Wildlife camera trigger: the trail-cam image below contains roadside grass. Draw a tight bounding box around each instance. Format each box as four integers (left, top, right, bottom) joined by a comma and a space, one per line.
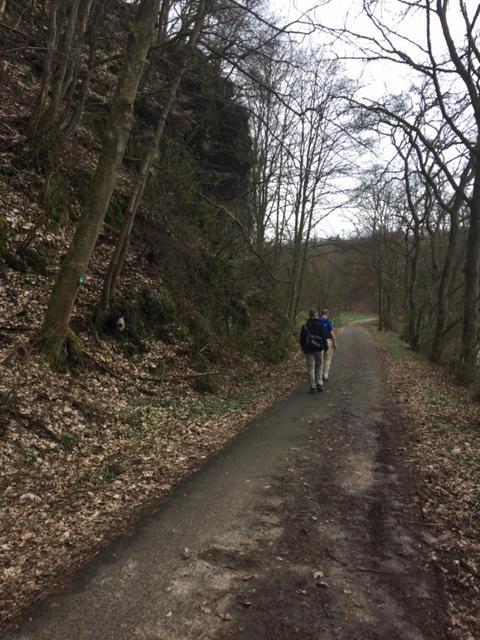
120, 387, 259, 426
369, 323, 480, 476
336, 312, 377, 326
183, 390, 258, 420
382, 331, 411, 360
296, 310, 377, 330
365, 323, 414, 360
369, 323, 480, 638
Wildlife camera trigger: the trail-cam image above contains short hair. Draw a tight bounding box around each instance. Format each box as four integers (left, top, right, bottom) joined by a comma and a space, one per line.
309, 308, 318, 318
321, 308, 329, 315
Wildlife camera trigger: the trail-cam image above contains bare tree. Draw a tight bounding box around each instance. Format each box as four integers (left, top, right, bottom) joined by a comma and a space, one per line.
351, 171, 404, 331
39, 0, 162, 363
284, 56, 352, 324
326, 0, 480, 380
29, 0, 98, 142
98, 0, 209, 321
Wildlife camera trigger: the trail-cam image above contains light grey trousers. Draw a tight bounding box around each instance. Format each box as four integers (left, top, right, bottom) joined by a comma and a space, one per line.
323, 339, 334, 379
306, 351, 324, 388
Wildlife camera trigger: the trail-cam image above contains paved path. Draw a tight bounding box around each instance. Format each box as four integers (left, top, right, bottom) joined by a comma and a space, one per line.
5, 325, 448, 640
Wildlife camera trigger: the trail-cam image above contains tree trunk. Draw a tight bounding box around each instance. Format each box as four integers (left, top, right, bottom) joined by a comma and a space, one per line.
407, 230, 420, 350
0, 0, 7, 17
39, 0, 160, 362
56, 0, 94, 126
460, 162, 480, 382
430, 210, 459, 362
377, 269, 383, 331
384, 290, 393, 330
293, 197, 316, 322
97, 0, 207, 321
41, 0, 81, 131
30, 0, 62, 135
63, 0, 105, 140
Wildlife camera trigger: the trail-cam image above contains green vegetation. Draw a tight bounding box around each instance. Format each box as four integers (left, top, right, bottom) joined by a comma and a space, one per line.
193, 373, 219, 394
0, 238, 25, 272
17, 247, 48, 275
295, 311, 308, 330
336, 312, 377, 326
366, 323, 412, 360
448, 449, 480, 468
185, 390, 256, 419
432, 421, 450, 435
251, 314, 293, 364
297, 310, 377, 330
423, 388, 453, 409
383, 333, 411, 359
104, 286, 177, 349
42, 172, 74, 228
60, 432, 78, 451
96, 469, 117, 482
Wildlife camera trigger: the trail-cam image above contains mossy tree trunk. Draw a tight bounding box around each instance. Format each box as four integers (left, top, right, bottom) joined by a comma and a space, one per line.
430, 203, 460, 362
39, 0, 161, 364
97, 0, 208, 322
419, 170, 464, 364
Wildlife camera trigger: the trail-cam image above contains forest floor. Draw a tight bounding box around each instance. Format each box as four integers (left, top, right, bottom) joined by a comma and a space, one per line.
0, 327, 302, 633
5, 323, 479, 640
0, 142, 303, 631
368, 325, 480, 640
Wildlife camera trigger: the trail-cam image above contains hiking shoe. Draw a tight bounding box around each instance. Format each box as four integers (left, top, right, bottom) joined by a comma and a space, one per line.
316, 384, 323, 392
309, 387, 316, 394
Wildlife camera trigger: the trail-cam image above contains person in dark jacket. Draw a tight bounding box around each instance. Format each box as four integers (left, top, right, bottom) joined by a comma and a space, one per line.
299, 308, 329, 393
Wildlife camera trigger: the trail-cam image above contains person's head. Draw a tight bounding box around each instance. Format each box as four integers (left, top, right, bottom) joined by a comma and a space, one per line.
321, 308, 329, 318
309, 307, 318, 319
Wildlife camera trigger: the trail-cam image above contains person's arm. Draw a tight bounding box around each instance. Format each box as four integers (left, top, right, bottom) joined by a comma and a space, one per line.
299, 325, 307, 352
321, 322, 328, 352
330, 321, 337, 350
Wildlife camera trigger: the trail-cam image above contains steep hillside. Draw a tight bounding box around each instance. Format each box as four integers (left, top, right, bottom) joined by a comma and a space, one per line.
0, 2, 298, 630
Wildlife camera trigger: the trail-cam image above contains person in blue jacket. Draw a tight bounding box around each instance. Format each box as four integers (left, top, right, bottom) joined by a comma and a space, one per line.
299, 308, 329, 393
319, 308, 336, 381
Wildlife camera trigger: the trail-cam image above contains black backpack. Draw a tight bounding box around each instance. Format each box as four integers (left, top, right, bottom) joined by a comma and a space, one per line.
303, 322, 324, 350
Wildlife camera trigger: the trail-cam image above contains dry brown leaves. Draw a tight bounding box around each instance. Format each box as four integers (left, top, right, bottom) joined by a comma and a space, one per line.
0, 326, 302, 631
372, 329, 480, 640
0, 23, 307, 633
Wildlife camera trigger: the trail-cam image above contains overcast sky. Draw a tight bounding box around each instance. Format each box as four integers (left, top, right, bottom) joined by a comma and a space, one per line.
267, 0, 402, 236
267, 0, 471, 236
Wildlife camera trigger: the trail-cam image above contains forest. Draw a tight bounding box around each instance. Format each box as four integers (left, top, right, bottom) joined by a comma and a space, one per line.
0, 0, 480, 636
0, 0, 478, 379
0, 0, 478, 378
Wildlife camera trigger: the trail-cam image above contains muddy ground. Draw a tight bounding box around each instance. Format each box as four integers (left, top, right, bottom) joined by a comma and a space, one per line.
5, 324, 449, 640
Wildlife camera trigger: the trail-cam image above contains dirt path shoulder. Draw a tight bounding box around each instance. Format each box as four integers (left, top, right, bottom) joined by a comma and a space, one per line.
370, 327, 480, 640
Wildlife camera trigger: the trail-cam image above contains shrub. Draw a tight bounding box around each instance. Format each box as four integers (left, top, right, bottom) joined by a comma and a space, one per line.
139, 287, 176, 325
42, 172, 74, 228
0, 239, 25, 271
250, 313, 293, 364
193, 373, 219, 394
174, 323, 191, 342
60, 432, 77, 451
18, 246, 48, 275
104, 286, 176, 343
